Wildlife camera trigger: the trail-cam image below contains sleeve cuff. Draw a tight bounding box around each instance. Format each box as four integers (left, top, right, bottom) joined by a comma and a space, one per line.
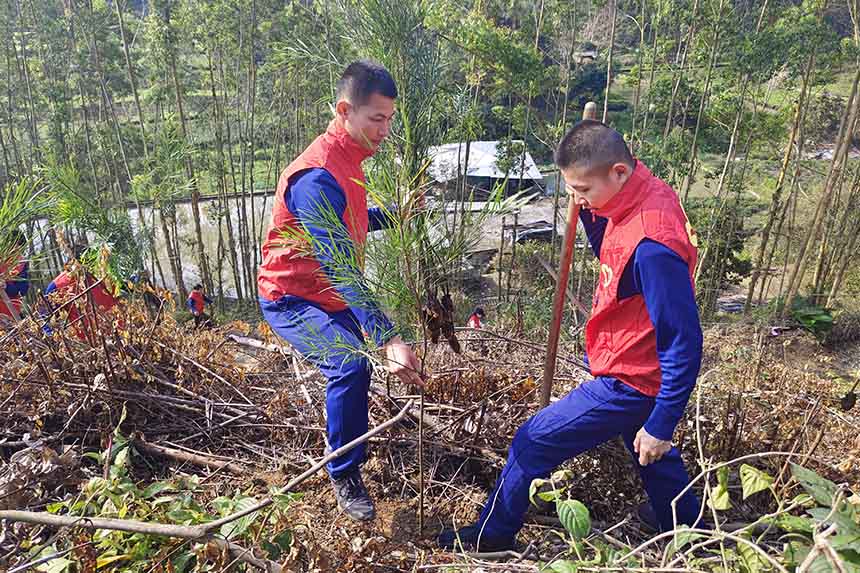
643, 402, 682, 441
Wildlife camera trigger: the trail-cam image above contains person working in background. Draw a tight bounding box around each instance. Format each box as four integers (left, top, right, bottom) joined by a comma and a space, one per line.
0, 230, 29, 321
187, 283, 213, 327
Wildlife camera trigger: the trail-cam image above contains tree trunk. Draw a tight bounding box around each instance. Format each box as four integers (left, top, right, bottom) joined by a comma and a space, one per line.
114, 0, 148, 153
162, 0, 213, 294
680, 0, 726, 202
744, 51, 816, 312
602, 0, 617, 123
782, 63, 860, 314
662, 0, 699, 140
208, 50, 243, 300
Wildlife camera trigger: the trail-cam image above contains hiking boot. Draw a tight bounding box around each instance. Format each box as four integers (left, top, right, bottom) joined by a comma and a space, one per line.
637, 501, 660, 533
438, 525, 515, 552
330, 471, 375, 521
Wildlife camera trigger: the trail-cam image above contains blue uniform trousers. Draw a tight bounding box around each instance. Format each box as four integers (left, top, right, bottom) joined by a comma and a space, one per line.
477, 377, 701, 540
260, 296, 371, 479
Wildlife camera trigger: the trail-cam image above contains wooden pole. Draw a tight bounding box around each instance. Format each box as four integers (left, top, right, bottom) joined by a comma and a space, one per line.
540, 102, 598, 408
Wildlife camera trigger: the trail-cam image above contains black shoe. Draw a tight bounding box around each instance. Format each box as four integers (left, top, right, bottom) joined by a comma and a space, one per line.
438, 525, 515, 552
637, 502, 659, 533
330, 471, 375, 521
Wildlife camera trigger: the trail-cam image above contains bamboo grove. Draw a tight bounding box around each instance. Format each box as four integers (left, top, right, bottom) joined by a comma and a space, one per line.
2, 0, 860, 321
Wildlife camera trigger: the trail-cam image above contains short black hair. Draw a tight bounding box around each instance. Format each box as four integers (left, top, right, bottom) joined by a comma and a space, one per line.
9, 229, 26, 248
193, 283, 203, 290
336, 60, 397, 107
554, 120, 634, 173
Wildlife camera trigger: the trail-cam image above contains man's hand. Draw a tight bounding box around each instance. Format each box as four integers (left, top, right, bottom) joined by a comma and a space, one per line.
633, 427, 672, 466
383, 336, 425, 388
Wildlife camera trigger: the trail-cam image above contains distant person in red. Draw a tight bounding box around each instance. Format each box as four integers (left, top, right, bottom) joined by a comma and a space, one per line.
44, 263, 119, 339
0, 230, 29, 321
467, 307, 485, 329
186, 283, 213, 327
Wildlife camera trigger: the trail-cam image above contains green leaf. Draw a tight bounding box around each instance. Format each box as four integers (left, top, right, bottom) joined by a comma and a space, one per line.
833, 535, 860, 552
710, 466, 732, 510
545, 559, 579, 573
220, 497, 260, 540
791, 464, 838, 506
529, 478, 556, 506
262, 530, 293, 560
271, 490, 301, 511
838, 549, 860, 570
807, 504, 860, 534
767, 514, 815, 534
141, 481, 175, 499
171, 551, 196, 573
740, 464, 774, 499
96, 554, 130, 569
666, 531, 703, 558
738, 541, 768, 573
36, 558, 73, 573
556, 499, 591, 540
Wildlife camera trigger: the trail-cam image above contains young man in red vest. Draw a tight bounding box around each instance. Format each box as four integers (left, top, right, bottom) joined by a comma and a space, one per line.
258, 60, 424, 522
44, 266, 120, 339
187, 283, 213, 327
440, 120, 703, 550
0, 230, 30, 321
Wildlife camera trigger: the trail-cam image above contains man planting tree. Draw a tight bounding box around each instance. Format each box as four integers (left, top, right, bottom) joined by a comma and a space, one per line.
440, 120, 704, 550
258, 60, 424, 522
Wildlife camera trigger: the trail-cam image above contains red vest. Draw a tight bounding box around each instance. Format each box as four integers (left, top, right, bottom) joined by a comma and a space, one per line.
189, 290, 206, 314
585, 162, 698, 397
0, 260, 26, 318
258, 120, 373, 310
49, 271, 120, 339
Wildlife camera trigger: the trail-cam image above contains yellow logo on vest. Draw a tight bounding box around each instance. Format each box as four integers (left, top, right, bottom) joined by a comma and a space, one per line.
600, 264, 614, 288
686, 221, 699, 248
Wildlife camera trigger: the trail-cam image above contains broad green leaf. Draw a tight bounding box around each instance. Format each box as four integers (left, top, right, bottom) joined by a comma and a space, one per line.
838, 549, 860, 570
737, 541, 768, 573
166, 508, 196, 523
212, 496, 235, 515
808, 504, 860, 534
767, 514, 814, 534
709, 466, 732, 510
272, 491, 301, 511
113, 444, 130, 469
262, 530, 293, 560
113, 404, 128, 438
791, 464, 838, 506
141, 481, 175, 499
833, 535, 860, 552
529, 478, 556, 506
557, 499, 591, 540
35, 548, 73, 573
666, 531, 703, 558
96, 554, 130, 569
791, 493, 815, 507
171, 551, 196, 573
545, 559, 579, 573
220, 497, 260, 540
740, 464, 774, 499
